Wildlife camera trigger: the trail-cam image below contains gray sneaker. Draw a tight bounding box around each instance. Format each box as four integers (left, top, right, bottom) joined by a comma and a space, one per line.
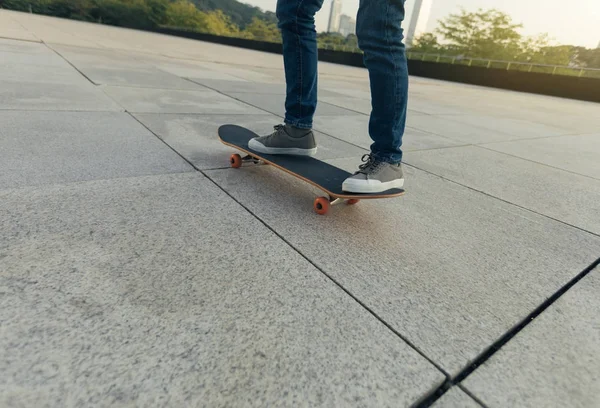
342, 154, 404, 193
249, 124, 317, 156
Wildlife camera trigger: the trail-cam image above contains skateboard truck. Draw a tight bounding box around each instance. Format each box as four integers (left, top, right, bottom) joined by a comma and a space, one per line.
230, 154, 265, 167
314, 196, 359, 215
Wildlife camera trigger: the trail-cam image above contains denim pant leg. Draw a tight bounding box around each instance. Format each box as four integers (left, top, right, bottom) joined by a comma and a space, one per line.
276, 0, 324, 129
357, 0, 408, 163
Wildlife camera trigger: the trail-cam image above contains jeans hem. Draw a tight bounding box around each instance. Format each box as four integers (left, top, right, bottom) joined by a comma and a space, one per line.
371, 152, 403, 165
284, 118, 312, 130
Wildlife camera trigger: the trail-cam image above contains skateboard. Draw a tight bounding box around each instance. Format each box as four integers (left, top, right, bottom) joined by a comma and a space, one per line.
218, 124, 405, 215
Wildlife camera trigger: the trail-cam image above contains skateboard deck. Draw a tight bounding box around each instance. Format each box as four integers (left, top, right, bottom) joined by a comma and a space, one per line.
218, 124, 405, 214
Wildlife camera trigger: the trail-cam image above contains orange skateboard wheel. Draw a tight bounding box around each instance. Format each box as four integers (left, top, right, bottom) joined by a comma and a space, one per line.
230, 153, 242, 168
314, 197, 330, 215
347, 199, 360, 205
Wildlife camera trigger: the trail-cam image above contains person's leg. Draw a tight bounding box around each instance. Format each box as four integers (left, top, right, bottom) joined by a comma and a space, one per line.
249, 0, 324, 156
342, 0, 408, 193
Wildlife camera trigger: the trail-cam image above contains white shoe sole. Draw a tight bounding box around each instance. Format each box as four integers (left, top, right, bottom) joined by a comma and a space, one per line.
249, 138, 317, 156
342, 178, 404, 193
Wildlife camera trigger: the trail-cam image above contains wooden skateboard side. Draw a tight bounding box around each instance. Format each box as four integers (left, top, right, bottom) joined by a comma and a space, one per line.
218, 135, 405, 201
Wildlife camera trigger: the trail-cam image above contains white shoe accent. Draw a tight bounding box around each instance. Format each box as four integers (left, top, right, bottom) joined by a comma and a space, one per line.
342, 177, 404, 193
249, 138, 317, 156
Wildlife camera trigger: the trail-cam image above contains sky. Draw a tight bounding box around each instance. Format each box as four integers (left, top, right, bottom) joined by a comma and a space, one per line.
244, 0, 600, 48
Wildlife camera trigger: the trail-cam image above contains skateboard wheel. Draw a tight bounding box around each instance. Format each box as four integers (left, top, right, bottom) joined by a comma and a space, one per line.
314, 197, 330, 215
230, 154, 242, 168
347, 199, 360, 205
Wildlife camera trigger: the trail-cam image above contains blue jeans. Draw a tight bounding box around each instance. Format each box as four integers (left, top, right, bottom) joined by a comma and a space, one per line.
276, 0, 408, 163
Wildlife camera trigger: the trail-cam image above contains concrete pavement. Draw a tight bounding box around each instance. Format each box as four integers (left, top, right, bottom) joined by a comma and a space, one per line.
1, 10, 599, 407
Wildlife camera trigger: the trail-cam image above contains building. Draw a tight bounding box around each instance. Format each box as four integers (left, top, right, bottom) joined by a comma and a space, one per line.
405, 0, 434, 47
327, 0, 343, 33
338, 14, 356, 37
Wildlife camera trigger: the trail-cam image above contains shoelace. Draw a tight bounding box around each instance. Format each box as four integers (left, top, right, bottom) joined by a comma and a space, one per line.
357, 153, 384, 175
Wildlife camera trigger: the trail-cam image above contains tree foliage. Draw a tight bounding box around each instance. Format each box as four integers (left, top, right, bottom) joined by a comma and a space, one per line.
409, 8, 600, 68
240, 17, 281, 42
191, 0, 276, 29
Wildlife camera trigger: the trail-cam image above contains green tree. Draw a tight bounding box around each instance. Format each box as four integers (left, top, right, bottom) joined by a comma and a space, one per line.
409, 33, 442, 54
90, 0, 155, 29
145, 0, 169, 26
165, 0, 205, 29
345, 34, 358, 49
241, 17, 280, 42
574, 47, 600, 68
317, 32, 345, 49
199, 10, 239, 36
192, 0, 276, 29
436, 8, 522, 59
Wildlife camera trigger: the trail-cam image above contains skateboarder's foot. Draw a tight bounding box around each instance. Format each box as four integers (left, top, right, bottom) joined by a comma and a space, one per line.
342, 154, 404, 193
249, 124, 317, 156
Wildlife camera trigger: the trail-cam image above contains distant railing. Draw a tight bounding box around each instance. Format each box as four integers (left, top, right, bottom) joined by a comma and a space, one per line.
317, 43, 600, 79
405, 52, 600, 79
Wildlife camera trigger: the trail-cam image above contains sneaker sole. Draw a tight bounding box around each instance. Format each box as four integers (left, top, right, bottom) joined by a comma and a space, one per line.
342, 178, 405, 193
249, 139, 317, 157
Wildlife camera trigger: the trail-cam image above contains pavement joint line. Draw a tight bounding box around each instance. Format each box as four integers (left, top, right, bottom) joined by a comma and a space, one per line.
416, 257, 600, 407
475, 145, 600, 181
0, 35, 41, 43
128, 111, 452, 396
458, 384, 489, 408
474, 131, 597, 144
45, 42, 97, 85
432, 114, 576, 138
100, 83, 224, 92
416, 256, 600, 408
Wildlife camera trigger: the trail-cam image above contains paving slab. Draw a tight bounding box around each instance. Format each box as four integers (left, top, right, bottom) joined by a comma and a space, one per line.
50, 43, 151, 70
190, 79, 349, 98
199, 61, 280, 82
463, 268, 600, 408
0, 80, 122, 111
205, 159, 600, 375
405, 113, 530, 144
101, 86, 265, 114
317, 96, 373, 115
134, 113, 367, 169
0, 111, 192, 189
482, 133, 600, 180
435, 114, 573, 139
431, 387, 482, 408
0, 29, 39, 42
0, 61, 90, 85
0, 31, 41, 45
405, 97, 472, 115
0, 47, 67, 67
75, 66, 203, 89
405, 146, 600, 234
312, 115, 465, 152
189, 79, 286, 94
0, 173, 444, 407
224, 92, 364, 117
156, 62, 248, 81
